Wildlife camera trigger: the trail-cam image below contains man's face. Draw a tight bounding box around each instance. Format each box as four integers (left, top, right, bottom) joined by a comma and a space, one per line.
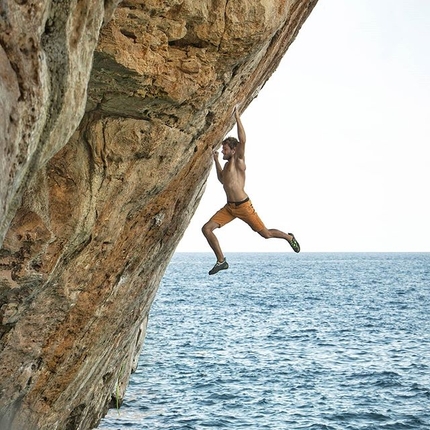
222, 143, 234, 160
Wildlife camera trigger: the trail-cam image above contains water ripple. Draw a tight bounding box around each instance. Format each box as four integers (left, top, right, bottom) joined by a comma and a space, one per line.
99, 253, 430, 430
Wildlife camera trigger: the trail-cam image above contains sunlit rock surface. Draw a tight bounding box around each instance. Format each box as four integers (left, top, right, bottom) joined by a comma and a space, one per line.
0, 1, 317, 428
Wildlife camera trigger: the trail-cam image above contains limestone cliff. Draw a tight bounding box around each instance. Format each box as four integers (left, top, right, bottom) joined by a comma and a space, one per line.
0, 1, 317, 428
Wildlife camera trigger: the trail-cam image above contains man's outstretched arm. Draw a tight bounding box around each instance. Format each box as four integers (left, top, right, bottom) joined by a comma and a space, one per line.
234, 106, 246, 159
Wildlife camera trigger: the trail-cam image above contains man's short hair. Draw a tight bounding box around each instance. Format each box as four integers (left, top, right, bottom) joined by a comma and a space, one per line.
223, 137, 239, 150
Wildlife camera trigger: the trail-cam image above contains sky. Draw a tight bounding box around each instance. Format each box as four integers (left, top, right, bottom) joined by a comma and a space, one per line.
177, 0, 430, 253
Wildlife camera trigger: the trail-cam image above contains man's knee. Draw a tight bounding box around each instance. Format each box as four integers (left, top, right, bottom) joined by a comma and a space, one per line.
202, 221, 217, 236
201, 223, 210, 236
258, 228, 271, 239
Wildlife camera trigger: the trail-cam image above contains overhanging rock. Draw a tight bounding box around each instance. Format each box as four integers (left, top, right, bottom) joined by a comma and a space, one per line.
0, 1, 318, 428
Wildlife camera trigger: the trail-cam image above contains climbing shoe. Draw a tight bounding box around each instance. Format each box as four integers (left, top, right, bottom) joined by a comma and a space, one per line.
288, 233, 300, 253
209, 258, 229, 275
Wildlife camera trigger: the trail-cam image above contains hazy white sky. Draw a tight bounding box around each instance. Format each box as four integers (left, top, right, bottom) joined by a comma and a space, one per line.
178, 0, 430, 253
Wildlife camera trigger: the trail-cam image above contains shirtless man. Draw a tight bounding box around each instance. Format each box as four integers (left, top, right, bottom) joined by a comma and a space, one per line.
202, 106, 300, 275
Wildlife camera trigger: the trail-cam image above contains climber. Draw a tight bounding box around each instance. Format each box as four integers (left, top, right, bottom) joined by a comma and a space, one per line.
201, 105, 300, 275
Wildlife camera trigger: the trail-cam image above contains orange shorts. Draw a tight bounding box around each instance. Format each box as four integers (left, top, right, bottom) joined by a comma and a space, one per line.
210, 198, 266, 232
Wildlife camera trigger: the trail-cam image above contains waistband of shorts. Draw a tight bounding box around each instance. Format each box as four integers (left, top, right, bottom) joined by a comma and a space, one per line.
227, 197, 250, 207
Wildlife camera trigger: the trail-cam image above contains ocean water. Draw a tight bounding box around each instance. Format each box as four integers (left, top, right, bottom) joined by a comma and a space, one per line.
99, 253, 430, 430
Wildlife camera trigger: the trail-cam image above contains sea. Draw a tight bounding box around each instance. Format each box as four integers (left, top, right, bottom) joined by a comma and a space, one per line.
98, 252, 430, 430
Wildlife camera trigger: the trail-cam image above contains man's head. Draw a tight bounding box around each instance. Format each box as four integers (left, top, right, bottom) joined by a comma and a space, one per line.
223, 137, 239, 150
222, 137, 239, 160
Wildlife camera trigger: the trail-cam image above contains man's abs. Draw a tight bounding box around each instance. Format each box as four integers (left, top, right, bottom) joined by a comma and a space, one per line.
222, 167, 247, 202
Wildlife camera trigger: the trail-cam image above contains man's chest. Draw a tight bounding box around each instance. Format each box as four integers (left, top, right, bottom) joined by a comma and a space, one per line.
223, 161, 244, 181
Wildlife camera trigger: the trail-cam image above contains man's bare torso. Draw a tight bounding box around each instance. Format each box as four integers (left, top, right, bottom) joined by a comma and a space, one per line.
222, 158, 248, 202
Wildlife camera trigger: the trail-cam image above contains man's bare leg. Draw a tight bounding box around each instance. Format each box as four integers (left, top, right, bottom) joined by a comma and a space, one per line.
258, 228, 300, 253
202, 221, 229, 274
202, 220, 226, 260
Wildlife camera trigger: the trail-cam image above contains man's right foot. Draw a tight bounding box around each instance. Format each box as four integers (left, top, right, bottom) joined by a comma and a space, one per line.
288, 233, 300, 253
209, 258, 229, 275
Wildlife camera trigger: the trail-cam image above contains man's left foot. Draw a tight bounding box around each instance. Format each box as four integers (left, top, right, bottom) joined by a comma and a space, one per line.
209, 258, 229, 275
288, 233, 300, 253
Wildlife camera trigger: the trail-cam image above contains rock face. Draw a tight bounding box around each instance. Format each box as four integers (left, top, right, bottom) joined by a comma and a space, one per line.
0, 1, 317, 429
